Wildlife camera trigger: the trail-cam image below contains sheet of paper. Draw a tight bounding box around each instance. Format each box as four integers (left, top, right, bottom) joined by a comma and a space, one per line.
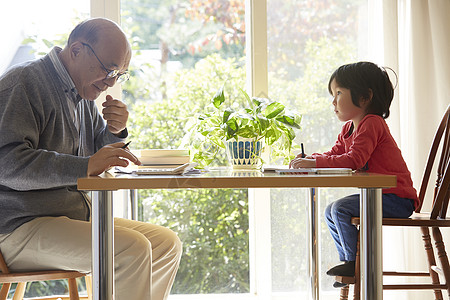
275, 168, 353, 175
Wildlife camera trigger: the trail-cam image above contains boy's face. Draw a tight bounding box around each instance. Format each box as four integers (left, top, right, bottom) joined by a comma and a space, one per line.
330, 79, 368, 127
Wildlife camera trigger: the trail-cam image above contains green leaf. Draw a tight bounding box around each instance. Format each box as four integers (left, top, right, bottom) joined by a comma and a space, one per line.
21, 37, 36, 45
200, 126, 215, 136
256, 114, 270, 131
275, 113, 301, 129
251, 97, 269, 107
42, 39, 54, 48
224, 118, 239, 139
198, 113, 212, 120
212, 85, 226, 109
209, 116, 223, 126
222, 108, 234, 123
278, 124, 296, 141
244, 108, 253, 114
236, 126, 258, 138
209, 135, 226, 148
264, 102, 285, 119
199, 129, 210, 136
239, 88, 253, 108
226, 118, 238, 131
286, 126, 296, 140
264, 127, 280, 145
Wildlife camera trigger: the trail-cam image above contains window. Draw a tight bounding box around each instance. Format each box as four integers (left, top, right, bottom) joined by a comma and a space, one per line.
266, 1, 367, 298
2, 0, 371, 299
120, 0, 249, 295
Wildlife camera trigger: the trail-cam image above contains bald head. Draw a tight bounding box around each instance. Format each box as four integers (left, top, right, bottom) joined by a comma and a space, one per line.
60, 18, 132, 100
68, 18, 128, 48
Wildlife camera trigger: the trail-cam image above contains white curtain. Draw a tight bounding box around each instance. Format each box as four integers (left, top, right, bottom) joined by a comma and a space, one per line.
396, 0, 450, 192
369, 1, 450, 299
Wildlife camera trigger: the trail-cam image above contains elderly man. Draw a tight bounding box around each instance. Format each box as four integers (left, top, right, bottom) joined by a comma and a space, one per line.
0, 18, 182, 299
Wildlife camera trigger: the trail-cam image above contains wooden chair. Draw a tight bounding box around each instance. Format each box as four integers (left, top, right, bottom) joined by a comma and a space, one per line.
336, 105, 450, 300
0, 249, 92, 300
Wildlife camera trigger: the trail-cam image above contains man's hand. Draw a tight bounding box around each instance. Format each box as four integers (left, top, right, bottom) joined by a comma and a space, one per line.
102, 95, 129, 135
87, 142, 141, 176
289, 155, 316, 169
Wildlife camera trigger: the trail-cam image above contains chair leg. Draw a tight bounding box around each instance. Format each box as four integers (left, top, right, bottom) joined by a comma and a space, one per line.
353, 233, 360, 300
422, 226, 444, 300
340, 285, 349, 300
68, 278, 80, 300
0, 283, 12, 300
12, 282, 26, 300
85, 275, 93, 300
432, 227, 450, 299
2, 278, 85, 300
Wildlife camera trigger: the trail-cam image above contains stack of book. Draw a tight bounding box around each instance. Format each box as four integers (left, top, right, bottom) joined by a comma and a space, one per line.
132, 149, 190, 166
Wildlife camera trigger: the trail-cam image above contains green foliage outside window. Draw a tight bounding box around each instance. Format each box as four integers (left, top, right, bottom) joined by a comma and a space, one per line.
122, 9, 359, 294
126, 54, 251, 293
140, 188, 250, 293
124, 35, 355, 294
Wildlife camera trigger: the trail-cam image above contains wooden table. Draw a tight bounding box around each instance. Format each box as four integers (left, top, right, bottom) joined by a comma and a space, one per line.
78, 169, 396, 300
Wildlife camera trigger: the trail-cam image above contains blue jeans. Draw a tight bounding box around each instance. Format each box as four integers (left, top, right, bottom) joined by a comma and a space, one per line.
325, 193, 414, 261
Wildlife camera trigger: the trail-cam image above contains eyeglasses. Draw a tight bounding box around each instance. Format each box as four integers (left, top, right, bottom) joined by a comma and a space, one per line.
82, 42, 130, 83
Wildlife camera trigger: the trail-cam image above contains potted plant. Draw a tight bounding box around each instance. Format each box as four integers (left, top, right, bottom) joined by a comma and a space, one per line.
183, 85, 302, 168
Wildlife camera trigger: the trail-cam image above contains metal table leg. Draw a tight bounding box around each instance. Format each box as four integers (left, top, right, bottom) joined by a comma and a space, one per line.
360, 188, 383, 300
308, 188, 319, 300
92, 190, 115, 300
130, 189, 138, 221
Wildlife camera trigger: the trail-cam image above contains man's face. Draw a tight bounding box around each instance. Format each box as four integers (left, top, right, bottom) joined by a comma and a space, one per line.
71, 35, 131, 100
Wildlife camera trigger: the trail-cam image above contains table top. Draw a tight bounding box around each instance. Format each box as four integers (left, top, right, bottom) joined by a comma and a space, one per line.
77, 168, 397, 191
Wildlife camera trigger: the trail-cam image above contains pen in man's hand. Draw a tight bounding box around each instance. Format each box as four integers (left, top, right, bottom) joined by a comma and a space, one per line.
301, 143, 305, 158
121, 141, 131, 149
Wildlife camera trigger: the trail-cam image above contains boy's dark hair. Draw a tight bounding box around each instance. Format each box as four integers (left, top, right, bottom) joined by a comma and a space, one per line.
328, 62, 395, 119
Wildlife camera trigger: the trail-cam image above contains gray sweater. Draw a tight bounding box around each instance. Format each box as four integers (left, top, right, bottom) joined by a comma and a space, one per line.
0, 53, 124, 233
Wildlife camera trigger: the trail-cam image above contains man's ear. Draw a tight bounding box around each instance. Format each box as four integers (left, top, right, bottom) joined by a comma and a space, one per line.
69, 41, 83, 59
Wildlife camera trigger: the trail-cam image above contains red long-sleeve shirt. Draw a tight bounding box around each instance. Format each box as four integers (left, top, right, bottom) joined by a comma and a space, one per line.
312, 114, 419, 209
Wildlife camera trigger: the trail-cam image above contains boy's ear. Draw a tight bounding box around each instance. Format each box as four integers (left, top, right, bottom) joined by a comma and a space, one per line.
367, 88, 373, 101
360, 88, 373, 107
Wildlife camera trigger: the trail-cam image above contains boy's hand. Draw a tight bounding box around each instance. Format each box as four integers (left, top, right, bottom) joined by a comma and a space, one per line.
289, 157, 316, 169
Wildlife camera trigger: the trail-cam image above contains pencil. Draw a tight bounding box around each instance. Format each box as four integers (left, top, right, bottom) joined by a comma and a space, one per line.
121, 141, 131, 149
301, 143, 305, 158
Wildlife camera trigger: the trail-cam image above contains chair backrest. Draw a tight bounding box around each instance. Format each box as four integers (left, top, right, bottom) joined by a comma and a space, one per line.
416, 105, 450, 219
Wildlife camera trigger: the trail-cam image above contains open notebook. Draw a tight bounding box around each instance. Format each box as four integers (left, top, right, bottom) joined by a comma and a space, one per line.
275, 168, 353, 175
115, 163, 198, 175
135, 163, 197, 175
